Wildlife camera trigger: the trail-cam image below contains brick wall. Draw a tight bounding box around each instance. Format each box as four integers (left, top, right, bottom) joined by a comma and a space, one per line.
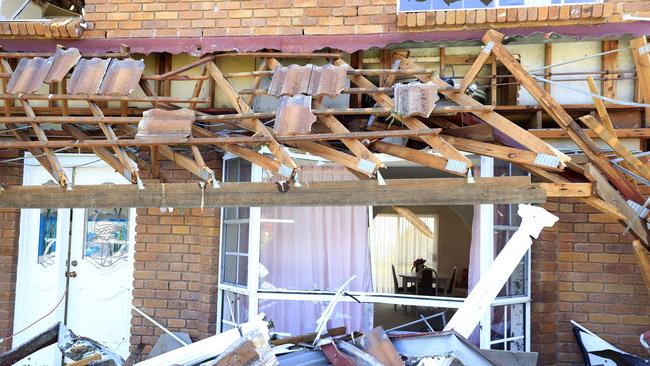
81, 0, 642, 39
0, 151, 22, 352
130, 151, 221, 356
532, 197, 650, 365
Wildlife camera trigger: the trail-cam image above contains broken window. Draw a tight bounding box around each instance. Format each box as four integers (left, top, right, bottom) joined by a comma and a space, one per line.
83, 207, 129, 269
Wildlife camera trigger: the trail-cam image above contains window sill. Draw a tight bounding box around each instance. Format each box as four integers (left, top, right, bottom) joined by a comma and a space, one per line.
397, 3, 615, 28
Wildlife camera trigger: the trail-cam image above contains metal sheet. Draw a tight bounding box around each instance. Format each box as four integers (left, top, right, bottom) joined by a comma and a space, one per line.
274, 95, 317, 136
98, 58, 145, 96
136, 108, 195, 139
393, 81, 440, 118
6, 57, 53, 94
268, 64, 348, 98
66, 57, 110, 95
44, 47, 81, 83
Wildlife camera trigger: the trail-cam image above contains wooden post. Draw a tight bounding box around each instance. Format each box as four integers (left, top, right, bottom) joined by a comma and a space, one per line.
544, 43, 552, 93
601, 40, 618, 99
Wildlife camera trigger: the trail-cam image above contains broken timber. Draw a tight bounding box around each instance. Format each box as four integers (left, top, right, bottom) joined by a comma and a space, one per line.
0, 177, 592, 209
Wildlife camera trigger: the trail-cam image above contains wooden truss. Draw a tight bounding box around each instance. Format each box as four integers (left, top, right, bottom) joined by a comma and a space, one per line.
0, 30, 650, 255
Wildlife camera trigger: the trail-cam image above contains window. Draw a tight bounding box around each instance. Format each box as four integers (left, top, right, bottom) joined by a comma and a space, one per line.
398, 0, 601, 12
37, 208, 57, 267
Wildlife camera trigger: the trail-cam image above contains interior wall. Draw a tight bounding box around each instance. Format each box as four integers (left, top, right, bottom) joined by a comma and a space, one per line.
377, 205, 473, 279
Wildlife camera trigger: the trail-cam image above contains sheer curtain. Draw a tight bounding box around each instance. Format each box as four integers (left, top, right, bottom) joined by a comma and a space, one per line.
369, 213, 437, 293
258, 166, 373, 336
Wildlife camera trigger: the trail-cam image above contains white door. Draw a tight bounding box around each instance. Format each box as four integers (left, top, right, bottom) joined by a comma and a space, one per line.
13, 155, 135, 365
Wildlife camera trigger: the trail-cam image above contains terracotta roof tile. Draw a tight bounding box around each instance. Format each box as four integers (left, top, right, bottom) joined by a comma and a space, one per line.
136, 109, 195, 139
0, 17, 83, 40
44, 47, 81, 84
66, 58, 110, 95
6, 57, 54, 94
274, 95, 317, 136
98, 58, 145, 96
268, 64, 348, 98
393, 81, 440, 118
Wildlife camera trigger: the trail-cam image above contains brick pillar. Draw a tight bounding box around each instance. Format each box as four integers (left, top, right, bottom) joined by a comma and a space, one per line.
531, 198, 561, 365
532, 196, 650, 365
0, 152, 22, 352
130, 152, 221, 356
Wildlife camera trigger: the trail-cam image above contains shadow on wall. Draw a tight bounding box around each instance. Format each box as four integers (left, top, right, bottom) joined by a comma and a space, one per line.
374, 205, 473, 277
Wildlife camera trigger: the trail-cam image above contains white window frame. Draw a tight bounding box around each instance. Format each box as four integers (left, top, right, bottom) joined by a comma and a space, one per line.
217, 152, 530, 348
397, 0, 603, 13
478, 156, 532, 352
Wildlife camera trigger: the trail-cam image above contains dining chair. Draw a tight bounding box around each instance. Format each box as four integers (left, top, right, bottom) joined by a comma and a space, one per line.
391, 265, 404, 311
416, 268, 438, 296
446, 266, 457, 296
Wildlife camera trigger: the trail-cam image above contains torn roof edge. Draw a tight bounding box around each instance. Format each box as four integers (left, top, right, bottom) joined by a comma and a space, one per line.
0, 21, 646, 56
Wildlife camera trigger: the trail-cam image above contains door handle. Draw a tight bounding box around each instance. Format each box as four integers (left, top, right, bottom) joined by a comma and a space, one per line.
65, 271, 77, 278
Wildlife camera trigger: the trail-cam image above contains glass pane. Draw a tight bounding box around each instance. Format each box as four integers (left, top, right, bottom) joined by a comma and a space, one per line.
225, 207, 238, 220
38, 208, 57, 267
223, 254, 238, 283
220, 290, 249, 332
499, 0, 524, 5
239, 223, 250, 253
508, 303, 525, 339
239, 159, 252, 182
464, 0, 494, 7
225, 159, 239, 183
224, 224, 239, 252
84, 208, 129, 268
432, 0, 463, 10
237, 256, 249, 286
494, 204, 510, 226
491, 305, 505, 341
401, 0, 432, 11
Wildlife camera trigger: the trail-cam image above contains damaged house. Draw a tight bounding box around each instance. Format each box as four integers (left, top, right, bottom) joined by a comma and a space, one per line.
0, 0, 649, 364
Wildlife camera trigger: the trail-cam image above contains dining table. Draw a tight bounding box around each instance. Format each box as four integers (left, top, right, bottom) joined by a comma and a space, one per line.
399, 272, 451, 294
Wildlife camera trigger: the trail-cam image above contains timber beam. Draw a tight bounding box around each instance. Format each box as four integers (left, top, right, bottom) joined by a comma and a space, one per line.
0, 177, 593, 209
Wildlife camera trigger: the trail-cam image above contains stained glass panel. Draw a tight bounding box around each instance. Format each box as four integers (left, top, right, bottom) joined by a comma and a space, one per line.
37, 208, 57, 267
84, 208, 130, 268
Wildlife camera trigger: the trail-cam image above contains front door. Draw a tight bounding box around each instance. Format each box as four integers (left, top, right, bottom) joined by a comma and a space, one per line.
13, 155, 135, 365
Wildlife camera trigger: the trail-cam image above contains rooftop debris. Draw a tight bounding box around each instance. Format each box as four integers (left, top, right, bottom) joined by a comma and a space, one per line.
6, 56, 53, 94
274, 95, 317, 136
268, 64, 348, 98
136, 108, 195, 139
393, 82, 440, 118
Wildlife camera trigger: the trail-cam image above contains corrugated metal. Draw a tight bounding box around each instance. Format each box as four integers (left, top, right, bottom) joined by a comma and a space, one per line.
268, 64, 348, 98
44, 47, 81, 83
66, 57, 110, 95
393, 81, 440, 118
273, 95, 316, 136
136, 108, 195, 139
6, 57, 54, 94
98, 58, 145, 96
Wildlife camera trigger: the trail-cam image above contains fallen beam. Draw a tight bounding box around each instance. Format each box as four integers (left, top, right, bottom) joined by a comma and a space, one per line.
0, 177, 569, 208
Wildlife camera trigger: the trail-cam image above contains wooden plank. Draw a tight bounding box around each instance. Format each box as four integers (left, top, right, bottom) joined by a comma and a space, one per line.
63, 124, 132, 182
602, 40, 618, 99
244, 58, 267, 106
586, 75, 615, 134
441, 135, 564, 171
632, 240, 650, 292
531, 128, 650, 139
0, 177, 550, 209
21, 100, 69, 187
483, 29, 644, 204
370, 141, 465, 176
395, 54, 568, 166
580, 115, 650, 182
458, 43, 493, 93
289, 141, 375, 176
583, 164, 649, 247
332, 58, 471, 171
157, 144, 214, 182
631, 36, 650, 104
544, 43, 552, 93
88, 101, 138, 184
538, 182, 592, 198
393, 206, 434, 239
205, 61, 298, 170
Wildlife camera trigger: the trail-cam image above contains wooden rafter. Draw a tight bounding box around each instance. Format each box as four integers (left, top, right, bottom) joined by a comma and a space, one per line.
205, 61, 298, 172
0, 177, 591, 209
394, 54, 568, 168
483, 29, 645, 205
332, 58, 471, 174
370, 141, 465, 176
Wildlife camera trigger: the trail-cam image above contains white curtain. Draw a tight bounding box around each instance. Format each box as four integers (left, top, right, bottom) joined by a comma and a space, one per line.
258, 166, 373, 336
369, 213, 437, 293
468, 204, 481, 345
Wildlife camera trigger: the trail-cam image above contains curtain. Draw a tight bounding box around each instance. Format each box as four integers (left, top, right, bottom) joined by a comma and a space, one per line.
468, 204, 481, 345
258, 166, 373, 336
369, 213, 437, 293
